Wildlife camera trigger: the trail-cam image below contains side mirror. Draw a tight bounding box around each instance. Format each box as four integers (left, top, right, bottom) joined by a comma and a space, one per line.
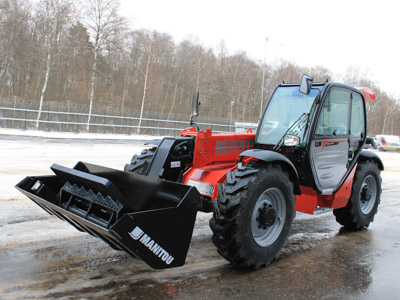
299, 75, 313, 95
366, 137, 373, 144
192, 91, 200, 117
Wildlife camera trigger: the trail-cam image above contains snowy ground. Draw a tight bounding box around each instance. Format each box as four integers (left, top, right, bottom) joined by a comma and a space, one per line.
0, 128, 162, 141
0, 128, 160, 197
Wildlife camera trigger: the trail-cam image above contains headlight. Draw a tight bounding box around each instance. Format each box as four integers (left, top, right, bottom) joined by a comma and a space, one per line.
186, 180, 215, 196
284, 135, 300, 146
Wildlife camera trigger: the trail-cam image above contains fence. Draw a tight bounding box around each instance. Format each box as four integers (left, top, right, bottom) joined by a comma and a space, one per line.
0, 98, 253, 136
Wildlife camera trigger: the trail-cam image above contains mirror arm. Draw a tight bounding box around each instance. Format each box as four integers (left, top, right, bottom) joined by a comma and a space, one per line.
190, 116, 200, 131
190, 91, 200, 131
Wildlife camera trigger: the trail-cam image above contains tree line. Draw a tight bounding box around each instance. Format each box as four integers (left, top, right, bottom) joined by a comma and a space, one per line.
1, 0, 399, 135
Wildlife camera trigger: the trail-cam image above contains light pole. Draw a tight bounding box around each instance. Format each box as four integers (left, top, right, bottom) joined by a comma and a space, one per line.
260, 38, 268, 119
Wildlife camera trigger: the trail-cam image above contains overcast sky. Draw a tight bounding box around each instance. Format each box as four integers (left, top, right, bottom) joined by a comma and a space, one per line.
120, 0, 399, 98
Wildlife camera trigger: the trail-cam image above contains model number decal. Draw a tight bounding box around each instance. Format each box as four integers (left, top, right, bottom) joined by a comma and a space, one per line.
322, 139, 347, 149
325, 141, 339, 146
171, 161, 181, 168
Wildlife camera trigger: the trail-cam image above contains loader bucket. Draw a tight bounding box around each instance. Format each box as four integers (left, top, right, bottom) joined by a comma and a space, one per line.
15, 162, 200, 269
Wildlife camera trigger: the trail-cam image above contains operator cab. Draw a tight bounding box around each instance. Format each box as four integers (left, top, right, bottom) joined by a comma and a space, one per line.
255, 75, 367, 195
257, 85, 322, 146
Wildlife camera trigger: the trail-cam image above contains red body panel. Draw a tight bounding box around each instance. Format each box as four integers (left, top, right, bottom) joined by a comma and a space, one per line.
182, 163, 237, 199
357, 87, 376, 102
180, 128, 355, 213
295, 164, 357, 214
181, 128, 255, 200
180, 128, 255, 168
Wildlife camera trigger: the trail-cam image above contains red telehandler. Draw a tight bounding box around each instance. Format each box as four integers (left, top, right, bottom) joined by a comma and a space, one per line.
16, 75, 383, 270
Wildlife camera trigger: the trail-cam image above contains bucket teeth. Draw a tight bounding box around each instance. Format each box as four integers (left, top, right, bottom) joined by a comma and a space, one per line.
62, 182, 123, 212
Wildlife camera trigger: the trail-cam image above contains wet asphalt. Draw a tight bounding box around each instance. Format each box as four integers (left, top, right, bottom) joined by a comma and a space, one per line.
167, 207, 400, 300
1, 135, 399, 299
2, 209, 400, 300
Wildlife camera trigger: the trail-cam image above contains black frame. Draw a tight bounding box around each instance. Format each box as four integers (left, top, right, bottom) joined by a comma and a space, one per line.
307, 83, 367, 193
255, 82, 368, 194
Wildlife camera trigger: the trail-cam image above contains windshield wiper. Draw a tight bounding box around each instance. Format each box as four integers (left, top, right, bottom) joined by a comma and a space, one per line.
273, 113, 309, 152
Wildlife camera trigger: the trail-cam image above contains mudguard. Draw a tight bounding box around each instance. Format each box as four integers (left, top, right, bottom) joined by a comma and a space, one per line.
238, 149, 301, 195
358, 150, 384, 170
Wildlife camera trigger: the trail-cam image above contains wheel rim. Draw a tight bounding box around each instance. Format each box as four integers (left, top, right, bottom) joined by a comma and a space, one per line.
251, 188, 286, 247
359, 175, 377, 214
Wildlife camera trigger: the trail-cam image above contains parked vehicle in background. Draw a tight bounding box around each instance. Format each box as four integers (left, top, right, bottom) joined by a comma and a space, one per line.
376, 135, 400, 152
378, 141, 400, 152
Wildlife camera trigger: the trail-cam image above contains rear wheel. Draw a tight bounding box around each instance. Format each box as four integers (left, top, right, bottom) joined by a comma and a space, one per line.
333, 160, 381, 229
210, 163, 295, 269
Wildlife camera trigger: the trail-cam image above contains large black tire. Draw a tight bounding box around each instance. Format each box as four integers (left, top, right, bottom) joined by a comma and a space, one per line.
124, 147, 156, 175
210, 163, 295, 270
333, 160, 382, 230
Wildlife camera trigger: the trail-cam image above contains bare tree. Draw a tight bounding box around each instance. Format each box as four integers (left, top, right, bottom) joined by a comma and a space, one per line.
307, 65, 332, 82
61, 22, 93, 101
34, 0, 74, 127
137, 38, 151, 134
0, 0, 32, 98
127, 30, 175, 133
83, 0, 126, 131
2, 3, 399, 136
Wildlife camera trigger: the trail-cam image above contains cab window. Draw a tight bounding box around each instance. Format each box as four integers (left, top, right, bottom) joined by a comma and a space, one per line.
350, 93, 364, 138
316, 88, 350, 136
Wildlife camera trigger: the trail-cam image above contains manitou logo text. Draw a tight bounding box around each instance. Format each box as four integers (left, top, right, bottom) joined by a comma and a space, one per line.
215, 139, 254, 156
129, 226, 175, 265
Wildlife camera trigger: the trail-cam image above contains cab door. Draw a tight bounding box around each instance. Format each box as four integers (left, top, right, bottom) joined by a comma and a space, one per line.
309, 87, 352, 194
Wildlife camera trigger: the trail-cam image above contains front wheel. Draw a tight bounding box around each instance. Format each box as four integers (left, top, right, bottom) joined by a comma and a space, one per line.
333, 160, 382, 229
124, 147, 156, 174
210, 164, 295, 269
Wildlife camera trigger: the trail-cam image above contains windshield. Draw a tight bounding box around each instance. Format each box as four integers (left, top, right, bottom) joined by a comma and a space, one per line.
257, 86, 320, 145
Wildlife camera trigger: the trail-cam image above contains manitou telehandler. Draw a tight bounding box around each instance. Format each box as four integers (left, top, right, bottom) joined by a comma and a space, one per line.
17, 75, 383, 270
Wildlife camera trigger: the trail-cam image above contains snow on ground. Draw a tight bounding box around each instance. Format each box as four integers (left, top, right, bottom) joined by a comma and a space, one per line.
0, 128, 160, 200
0, 127, 163, 141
